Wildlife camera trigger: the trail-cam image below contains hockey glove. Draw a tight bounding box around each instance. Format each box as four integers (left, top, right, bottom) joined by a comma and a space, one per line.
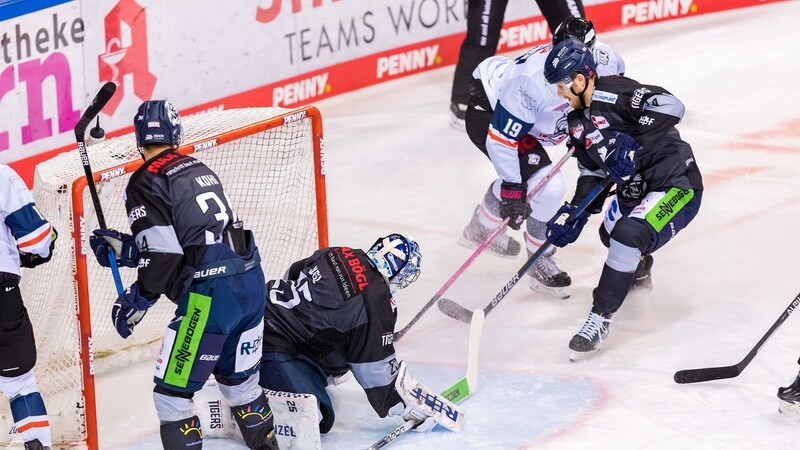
90, 229, 139, 268
604, 131, 639, 185
388, 402, 438, 433
546, 202, 589, 248
111, 283, 158, 338
499, 181, 532, 230
19, 227, 57, 269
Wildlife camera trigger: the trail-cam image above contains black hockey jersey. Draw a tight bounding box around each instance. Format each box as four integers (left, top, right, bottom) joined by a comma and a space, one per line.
263, 246, 403, 417
125, 150, 237, 300
567, 75, 703, 205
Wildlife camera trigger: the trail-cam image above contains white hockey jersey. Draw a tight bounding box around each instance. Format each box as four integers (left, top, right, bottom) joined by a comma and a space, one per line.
0, 165, 54, 276
473, 40, 625, 183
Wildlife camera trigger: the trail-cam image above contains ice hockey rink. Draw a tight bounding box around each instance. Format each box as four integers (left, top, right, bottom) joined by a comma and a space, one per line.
98, 2, 800, 448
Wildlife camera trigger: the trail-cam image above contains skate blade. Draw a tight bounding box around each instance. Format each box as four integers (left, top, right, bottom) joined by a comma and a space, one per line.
529, 279, 570, 299
457, 236, 518, 259
569, 348, 601, 362
779, 400, 800, 419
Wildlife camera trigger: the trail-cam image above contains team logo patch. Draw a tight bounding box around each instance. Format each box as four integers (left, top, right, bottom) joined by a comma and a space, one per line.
591, 115, 610, 129
570, 123, 584, 139
593, 48, 609, 65
528, 153, 541, 165
591, 90, 618, 104
586, 130, 604, 146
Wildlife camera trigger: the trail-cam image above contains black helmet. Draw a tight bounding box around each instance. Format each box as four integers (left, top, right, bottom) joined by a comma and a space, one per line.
553, 17, 596, 49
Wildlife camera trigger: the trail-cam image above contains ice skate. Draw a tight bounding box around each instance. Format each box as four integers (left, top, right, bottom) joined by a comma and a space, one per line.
569, 311, 612, 361
458, 205, 521, 258
528, 247, 571, 299
778, 374, 800, 418
449, 102, 467, 131
632, 254, 653, 291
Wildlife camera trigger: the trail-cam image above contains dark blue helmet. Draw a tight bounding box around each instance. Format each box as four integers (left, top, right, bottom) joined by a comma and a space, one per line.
134, 100, 183, 148
544, 38, 597, 85
553, 17, 597, 49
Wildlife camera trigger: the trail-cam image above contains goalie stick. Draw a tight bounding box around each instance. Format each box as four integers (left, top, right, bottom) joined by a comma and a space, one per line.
674, 291, 800, 384
438, 177, 615, 323
366, 309, 484, 450
393, 149, 575, 342
76, 82, 124, 294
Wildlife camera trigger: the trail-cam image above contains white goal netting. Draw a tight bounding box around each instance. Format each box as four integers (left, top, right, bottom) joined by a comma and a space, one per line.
0, 107, 326, 447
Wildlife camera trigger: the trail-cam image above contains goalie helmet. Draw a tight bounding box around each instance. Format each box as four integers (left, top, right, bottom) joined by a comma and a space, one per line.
552, 16, 597, 49
133, 100, 183, 148
544, 38, 597, 86
367, 234, 421, 292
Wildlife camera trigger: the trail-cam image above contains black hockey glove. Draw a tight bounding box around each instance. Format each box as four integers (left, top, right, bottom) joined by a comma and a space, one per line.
111, 283, 158, 339
90, 229, 139, 268
19, 227, 57, 269
546, 203, 589, 248
499, 181, 531, 230
604, 131, 639, 185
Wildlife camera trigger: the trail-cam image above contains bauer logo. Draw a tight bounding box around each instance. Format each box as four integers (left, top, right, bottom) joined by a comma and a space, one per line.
377, 45, 440, 79
273, 73, 330, 107
621, 0, 696, 25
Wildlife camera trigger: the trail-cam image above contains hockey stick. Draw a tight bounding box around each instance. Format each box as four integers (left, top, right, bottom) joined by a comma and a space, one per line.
438, 176, 615, 323
366, 309, 484, 449
393, 149, 575, 341
674, 291, 800, 384
76, 82, 124, 294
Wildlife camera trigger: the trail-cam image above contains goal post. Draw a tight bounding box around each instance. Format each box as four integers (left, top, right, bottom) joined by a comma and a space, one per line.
4, 106, 327, 449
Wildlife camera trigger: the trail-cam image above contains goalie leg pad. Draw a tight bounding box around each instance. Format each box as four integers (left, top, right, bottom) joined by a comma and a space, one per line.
394, 361, 465, 432
231, 391, 279, 450
160, 415, 203, 450
260, 351, 334, 433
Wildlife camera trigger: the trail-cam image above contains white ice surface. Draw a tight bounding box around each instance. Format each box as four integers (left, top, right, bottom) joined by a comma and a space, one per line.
96, 3, 800, 448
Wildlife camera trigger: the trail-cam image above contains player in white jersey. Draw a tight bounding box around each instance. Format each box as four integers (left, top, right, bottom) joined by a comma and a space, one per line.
458, 17, 624, 298
0, 165, 57, 450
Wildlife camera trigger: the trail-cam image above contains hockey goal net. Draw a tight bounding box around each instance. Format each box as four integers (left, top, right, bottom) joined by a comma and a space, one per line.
1, 106, 327, 449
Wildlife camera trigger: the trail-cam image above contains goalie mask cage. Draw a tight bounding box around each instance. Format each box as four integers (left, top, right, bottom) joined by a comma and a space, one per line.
2, 106, 327, 449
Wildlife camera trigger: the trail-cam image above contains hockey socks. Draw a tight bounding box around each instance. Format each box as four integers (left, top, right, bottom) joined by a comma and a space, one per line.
10, 392, 51, 448
231, 391, 279, 450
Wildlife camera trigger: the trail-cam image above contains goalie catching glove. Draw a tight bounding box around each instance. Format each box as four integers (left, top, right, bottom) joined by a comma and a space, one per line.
111, 282, 158, 338
90, 228, 139, 268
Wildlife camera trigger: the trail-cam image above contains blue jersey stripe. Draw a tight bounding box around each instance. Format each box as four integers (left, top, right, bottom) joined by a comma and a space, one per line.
0, 0, 72, 22
10, 392, 48, 420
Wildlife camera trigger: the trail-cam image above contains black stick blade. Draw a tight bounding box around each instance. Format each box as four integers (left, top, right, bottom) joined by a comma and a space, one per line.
437, 298, 473, 323
75, 82, 117, 140
674, 366, 740, 384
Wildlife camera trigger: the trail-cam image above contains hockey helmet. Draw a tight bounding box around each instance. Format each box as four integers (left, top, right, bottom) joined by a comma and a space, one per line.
544, 38, 597, 86
367, 234, 421, 292
553, 17, 597, 49
133, 100, 183, 148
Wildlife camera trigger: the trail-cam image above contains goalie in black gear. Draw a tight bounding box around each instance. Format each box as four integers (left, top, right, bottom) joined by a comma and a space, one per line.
260, 234, 447, 433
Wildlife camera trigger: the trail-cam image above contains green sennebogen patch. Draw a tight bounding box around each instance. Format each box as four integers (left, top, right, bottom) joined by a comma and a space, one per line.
165, 293, 211, 387
646, 188, 694, 232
